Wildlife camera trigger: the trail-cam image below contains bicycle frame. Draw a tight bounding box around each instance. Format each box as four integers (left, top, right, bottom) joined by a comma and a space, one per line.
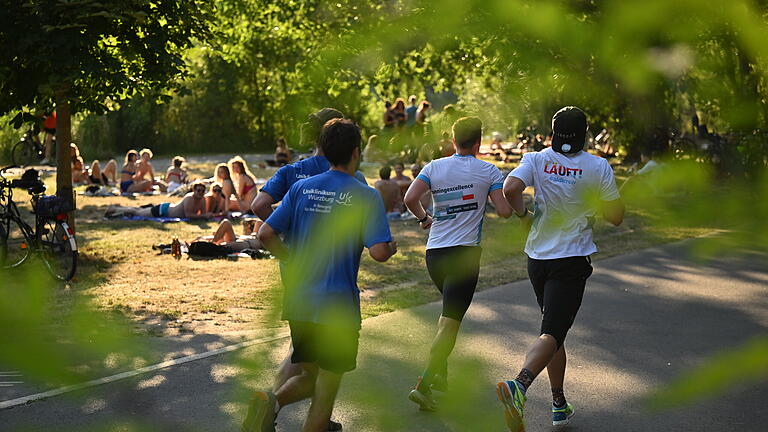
0, 172, 78, 261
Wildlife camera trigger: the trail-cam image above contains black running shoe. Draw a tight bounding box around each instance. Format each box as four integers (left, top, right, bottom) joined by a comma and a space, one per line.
328, 419, 343, 431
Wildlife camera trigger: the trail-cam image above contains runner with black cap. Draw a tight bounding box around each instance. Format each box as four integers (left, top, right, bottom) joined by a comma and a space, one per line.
496, 106, 624, 431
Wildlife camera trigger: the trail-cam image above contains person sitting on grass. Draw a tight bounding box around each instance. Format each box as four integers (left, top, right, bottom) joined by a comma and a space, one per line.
229, 156, 258, 213
192, 218, 264, 252
119, 150, 152, 193
71, 143, 117, 185
205, 183, 229, 217
274, 137, 293, 166
136, 148, 167, 192
105, 181, 217, 219
214, 163, 241, 211
165, 156, 188, 193
392, 162, 412, 199
72, 157, 91, 185
374, 165, 403, 214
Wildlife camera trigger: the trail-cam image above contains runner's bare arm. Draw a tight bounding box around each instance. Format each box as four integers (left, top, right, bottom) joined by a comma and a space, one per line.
404, 179, 433, 229
404, 178, 430, 219
503, 176, 528, 217
602, 198, 624, 226
489, 188, 513, 218
251, 191, 276, 220
257, 223, 289, 259
369, 241, 397, 262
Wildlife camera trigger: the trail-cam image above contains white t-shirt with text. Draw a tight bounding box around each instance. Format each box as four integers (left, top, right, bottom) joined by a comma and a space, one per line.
417, 154, 504, 250
509, 148, 620, 259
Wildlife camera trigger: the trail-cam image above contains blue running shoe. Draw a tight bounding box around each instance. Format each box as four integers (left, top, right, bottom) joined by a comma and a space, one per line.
496, 380, 526, 432
241, 391, 276, 432
552, 402, 575, 426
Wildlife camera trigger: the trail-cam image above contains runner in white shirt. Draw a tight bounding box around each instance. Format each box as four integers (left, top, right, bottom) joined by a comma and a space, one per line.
496, 106, 625, 431
403, 116, 514, 410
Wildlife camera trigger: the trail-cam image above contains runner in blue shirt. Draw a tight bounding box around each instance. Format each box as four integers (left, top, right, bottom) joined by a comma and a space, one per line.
251, 108, 367, 220
249, 108, 366, 432
242, 119, 397, 432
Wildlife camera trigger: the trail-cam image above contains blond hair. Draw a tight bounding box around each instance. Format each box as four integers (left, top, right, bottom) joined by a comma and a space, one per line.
228, 155, 255, 181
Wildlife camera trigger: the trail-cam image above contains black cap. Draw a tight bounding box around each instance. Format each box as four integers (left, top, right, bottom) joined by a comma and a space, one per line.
309, 107, 344, 127
551, 106, 588, 154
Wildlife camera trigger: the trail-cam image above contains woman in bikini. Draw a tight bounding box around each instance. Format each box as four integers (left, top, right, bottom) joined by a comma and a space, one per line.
120, 150, 152, 193
214, 163, 240, 211
71, 143, 117, 185
192, 218, 263, 252
205, 183, 229, 216
165, 156, 188, 193
228, 156, 258, 213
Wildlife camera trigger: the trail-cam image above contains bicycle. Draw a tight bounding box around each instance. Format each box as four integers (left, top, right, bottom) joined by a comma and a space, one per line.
0, 165, 78, 281
11, 129, 46, 167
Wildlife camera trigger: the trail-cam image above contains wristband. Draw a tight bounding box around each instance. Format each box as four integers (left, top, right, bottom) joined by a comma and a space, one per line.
417, 214, 430, 224
516, 209, 530, 218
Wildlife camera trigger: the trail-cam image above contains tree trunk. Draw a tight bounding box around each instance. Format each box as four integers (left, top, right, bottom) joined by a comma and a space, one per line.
55, 88, 75, 231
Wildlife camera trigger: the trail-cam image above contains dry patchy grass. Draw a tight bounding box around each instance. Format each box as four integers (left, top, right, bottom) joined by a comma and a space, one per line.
6, 157, 712, 339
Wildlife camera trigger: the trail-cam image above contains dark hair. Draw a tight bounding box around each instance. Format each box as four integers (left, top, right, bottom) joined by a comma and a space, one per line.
452, 117, 482, 149
379, 166, 392, 180
320, 118, 361, 166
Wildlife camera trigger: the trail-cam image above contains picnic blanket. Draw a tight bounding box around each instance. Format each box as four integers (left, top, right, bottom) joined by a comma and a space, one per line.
109, 215, 189, 223
104, 213, 245, 223
79, 186, 119, 197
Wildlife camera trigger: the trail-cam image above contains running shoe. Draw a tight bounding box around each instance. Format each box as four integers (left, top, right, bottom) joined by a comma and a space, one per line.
496, 380, 526, 432
552, 402, 575, 426
430, 373, 448, 393
241, 391, 277, 432
327, 419, 343, 431
408, 388, 438, 411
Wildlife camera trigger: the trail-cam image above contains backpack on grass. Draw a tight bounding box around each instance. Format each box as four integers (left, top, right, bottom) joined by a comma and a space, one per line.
187, 241, 230, 257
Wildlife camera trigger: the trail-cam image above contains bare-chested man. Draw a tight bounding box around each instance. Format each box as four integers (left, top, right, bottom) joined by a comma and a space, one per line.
105, 182, 213, 219
374, 166, 403, 213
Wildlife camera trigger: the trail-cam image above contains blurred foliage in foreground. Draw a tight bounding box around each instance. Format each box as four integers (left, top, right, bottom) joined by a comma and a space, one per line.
0, 0, 763, 167
0, 266, 147, 389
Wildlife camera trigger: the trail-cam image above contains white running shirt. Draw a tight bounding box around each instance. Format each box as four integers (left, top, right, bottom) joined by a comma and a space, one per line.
417, 154, 504, 250
509, 148, 620, 259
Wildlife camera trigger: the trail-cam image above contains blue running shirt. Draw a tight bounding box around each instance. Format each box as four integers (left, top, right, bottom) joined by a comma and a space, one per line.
261, 155, 367, 202
265, 170, 392, 328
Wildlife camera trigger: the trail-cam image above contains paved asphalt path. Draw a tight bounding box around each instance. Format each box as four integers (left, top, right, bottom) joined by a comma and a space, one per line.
2, 240, 767, 431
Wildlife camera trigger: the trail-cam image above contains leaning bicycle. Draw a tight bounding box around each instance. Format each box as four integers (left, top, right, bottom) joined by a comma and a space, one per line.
0, 165, 78, 281
11, 129, 46, 167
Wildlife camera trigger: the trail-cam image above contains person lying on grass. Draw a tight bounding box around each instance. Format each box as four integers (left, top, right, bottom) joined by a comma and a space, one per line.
105, 181, 221, 219
191, 218, 263, 251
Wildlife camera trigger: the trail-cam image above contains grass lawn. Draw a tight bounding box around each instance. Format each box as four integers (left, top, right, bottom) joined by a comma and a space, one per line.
8, 157, 714, 340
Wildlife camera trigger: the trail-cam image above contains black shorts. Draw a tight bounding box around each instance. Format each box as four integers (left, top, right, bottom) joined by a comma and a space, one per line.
527, 256, 593, 348
44, 127, 56, 135
289, 321, 360, 374
425, 245, 482, 321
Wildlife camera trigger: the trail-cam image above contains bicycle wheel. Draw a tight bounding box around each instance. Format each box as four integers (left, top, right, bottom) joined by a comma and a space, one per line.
12, 141, 39, 167
0, 216, 32, 268
40, 220, 77, 281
